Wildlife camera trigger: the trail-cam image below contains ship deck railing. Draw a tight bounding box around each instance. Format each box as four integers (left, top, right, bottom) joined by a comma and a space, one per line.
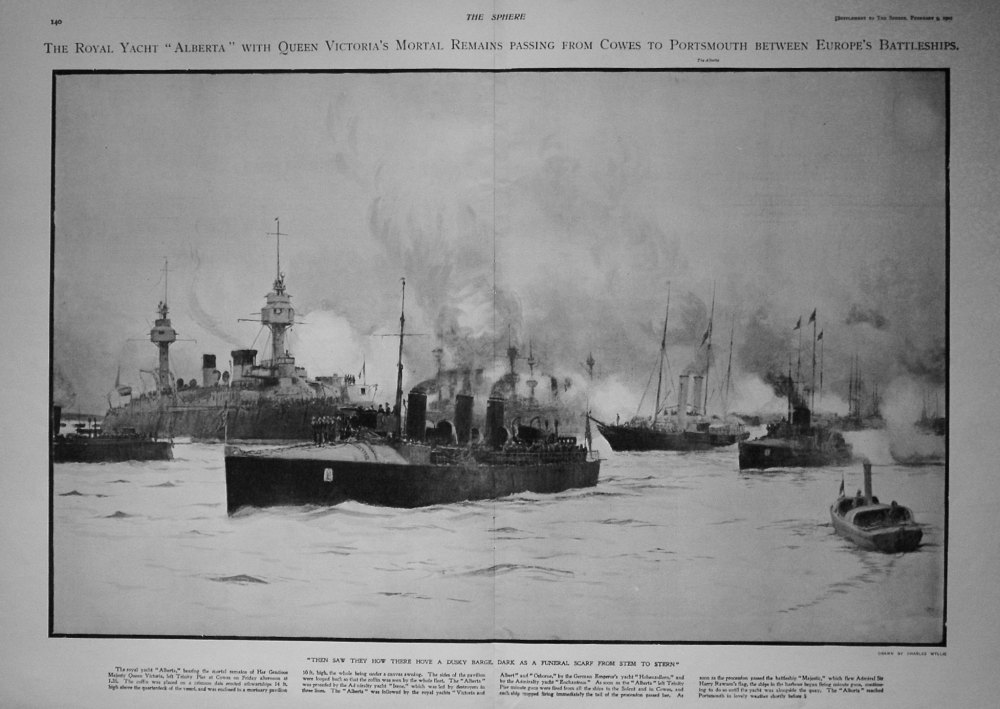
469, 447, 589, 466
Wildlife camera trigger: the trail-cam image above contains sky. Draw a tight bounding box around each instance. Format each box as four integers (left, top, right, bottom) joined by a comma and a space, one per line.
52, 70, 947, 422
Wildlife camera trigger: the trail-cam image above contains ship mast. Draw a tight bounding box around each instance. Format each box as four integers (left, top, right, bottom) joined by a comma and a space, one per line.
809, 309, 817, 411
394, 277, 406, 435
150, 259, 177, 394
848, 355, 854, 419
526, 341, 538, 404
787, 354, 793, 423
723, 315, 735, 417
818, 329, 824, 403
506, 325, 517, 376
702, 283, 716, 416
652, 283, 670, 426
850, 354, 862, 422
262, 218, 295, 378
375, 277, 428, 435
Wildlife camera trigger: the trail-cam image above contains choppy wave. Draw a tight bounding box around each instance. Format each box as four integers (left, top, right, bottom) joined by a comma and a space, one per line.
104, 510, 134, 519
210, 574, 268, 585
52, 439, 945, 642
456, 563, 574, 579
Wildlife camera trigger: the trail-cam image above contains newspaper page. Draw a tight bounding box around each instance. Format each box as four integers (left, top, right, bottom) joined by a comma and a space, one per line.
2, 0, 997, 706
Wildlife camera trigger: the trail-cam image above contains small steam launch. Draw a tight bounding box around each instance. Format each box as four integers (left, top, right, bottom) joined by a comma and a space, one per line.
101, 222, 377, 441
223, 278, 600, 514
830, 459, 923, 553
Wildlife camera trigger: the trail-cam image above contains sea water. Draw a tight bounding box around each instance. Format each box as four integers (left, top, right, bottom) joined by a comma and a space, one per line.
51, 429, 944, 643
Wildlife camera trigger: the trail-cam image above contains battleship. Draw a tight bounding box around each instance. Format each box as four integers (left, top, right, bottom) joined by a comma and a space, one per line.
590, 286, 748, 452
102, 225, 377, 441
224, 279, 601, 513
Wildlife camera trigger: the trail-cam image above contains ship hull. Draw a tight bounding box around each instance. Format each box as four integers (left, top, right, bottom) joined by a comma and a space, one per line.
52, 438, 173, 463
830, 504, 923, 553
225, 444, 600, 513
103, 394, 345, 441
596, 422, 746, 452
830, 513, 923, 553
738, 438, 853, 470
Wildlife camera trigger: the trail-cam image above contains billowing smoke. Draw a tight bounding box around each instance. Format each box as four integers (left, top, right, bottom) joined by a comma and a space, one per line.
51, 72, 946, 416
737, 307, 791, 395
52, 365, 77, 409
882, 375, 946, 462
845, 304, 889, 329
899, 336, 946, 385
292, 310, 381, 382
186, 246, 245, 349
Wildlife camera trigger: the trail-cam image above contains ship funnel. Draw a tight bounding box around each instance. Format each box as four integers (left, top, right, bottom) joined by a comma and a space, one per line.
792, 402, 811, 430
862, 458, 873, 505
677, 374, 689, 428
406, 388, 427, 441
455, 393, 474, 444
230, 349, 258, 383
202, 354, 217, 387
691, 375, 704, 416
486, 396, 506, 448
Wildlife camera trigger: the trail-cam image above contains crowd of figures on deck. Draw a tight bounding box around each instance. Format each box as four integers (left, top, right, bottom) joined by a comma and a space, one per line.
311, 404, 399, 443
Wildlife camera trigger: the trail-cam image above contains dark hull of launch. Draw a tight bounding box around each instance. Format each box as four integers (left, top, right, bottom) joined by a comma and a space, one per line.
738, 438, 853, 470
596, 423, 746, 452
830, 503, 923, 553
828, 461, 923, 552
225, 449, 600, 514
52, 437, 173, 463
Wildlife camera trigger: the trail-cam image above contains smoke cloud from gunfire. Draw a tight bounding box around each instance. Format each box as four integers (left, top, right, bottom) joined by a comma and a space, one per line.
52, 72, 946, 417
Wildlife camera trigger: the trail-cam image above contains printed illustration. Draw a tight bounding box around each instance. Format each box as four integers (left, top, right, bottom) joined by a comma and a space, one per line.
51, 70, 946, 643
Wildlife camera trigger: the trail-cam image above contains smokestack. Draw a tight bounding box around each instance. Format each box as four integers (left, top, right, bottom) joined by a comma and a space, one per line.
691, 375, 704, 416
230, 349, 257, 382
455, 393, 473, 444
486, 396, 506, 448
202, 354, 217, 387
406, 389, 427, 441
863, 459, 873, 505
677, 374, 689, 428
